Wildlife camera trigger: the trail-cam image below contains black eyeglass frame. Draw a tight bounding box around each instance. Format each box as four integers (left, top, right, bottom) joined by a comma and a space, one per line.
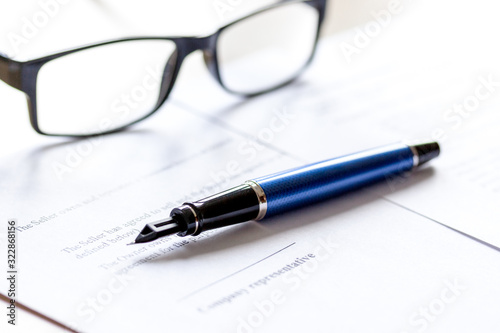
0, 0, 326, 137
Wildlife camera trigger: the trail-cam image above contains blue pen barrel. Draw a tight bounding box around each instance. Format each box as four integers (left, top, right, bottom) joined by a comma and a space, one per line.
252, 143, 415, 217
137, 142, 437, 240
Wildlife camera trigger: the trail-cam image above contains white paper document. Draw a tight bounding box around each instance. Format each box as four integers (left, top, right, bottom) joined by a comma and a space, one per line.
1, 0, 500, 332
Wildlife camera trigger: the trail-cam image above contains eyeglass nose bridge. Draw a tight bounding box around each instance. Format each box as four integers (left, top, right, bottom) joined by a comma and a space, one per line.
178, 35, 215, 55
177, 35, 219, 78
154, 35, 218, 111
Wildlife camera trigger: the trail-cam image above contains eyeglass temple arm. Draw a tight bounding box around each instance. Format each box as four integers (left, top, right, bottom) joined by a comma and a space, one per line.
0, 53, 22, 90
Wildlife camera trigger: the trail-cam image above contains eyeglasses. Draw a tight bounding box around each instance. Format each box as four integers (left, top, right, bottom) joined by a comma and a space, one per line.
0, 0, 326, 137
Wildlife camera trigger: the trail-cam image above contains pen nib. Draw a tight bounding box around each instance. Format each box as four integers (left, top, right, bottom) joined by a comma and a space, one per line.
133, 217, 182, 244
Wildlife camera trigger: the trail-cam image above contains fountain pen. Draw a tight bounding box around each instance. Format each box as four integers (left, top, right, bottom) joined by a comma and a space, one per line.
131, 142, 440, 244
